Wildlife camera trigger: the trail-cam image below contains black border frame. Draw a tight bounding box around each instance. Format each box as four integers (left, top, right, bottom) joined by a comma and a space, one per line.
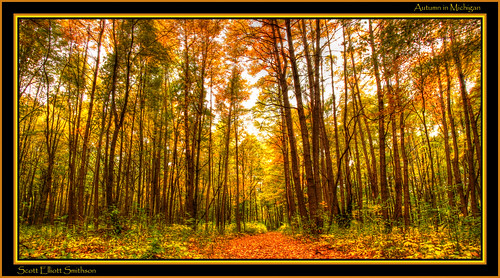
3, 1, 498, 276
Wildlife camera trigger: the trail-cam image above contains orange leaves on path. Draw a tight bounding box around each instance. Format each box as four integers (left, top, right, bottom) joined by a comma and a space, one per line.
201, 232, 342, 259
195, 230, 481, 260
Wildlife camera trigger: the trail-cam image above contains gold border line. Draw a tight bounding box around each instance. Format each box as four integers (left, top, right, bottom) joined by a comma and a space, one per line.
14, 13, 19, 267
4, 0, 500, 2
14, 13, 485, 19
13, 13, 487, 266
15, 257, 486, 265
481, 13, 487, 265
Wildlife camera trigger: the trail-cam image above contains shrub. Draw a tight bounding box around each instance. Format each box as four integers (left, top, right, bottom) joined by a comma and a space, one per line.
226, 222, 267, 234
243, 222, 267, 234
277, 223, 292, 233
165, 224, 192, 240
140, 238, 165, 259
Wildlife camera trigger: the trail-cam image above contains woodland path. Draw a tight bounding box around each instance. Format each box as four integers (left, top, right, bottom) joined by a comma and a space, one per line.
197, 232, 343, 259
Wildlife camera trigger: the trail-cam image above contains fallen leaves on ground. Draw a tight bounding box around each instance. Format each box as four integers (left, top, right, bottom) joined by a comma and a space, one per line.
19, 225, 481, 260
196, 232, 337, 259
193, 230, 481, 260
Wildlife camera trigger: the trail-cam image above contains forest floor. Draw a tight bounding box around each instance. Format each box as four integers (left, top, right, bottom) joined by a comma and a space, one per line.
193, 232, 344, 259
19, 223, 481, 260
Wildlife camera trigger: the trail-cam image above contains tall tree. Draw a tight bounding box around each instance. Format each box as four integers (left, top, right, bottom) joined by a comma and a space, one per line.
106, 19, 136, 214
286, 19, 320, 233
449, 24, 480, 217
368, 19, 390, 230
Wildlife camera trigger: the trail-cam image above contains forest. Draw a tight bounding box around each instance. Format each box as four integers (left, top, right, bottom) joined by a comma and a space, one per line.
17, 18, 483, 260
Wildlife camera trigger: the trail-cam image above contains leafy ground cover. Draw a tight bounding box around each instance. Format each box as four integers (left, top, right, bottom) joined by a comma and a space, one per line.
198, 231, 339, 259
18, 223, 481, 260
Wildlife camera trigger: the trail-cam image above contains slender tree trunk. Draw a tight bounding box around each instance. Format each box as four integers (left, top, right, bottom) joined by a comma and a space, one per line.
105, 21, 120, 211
168, 122, 180, 224
432, 44, 456, 210
300, 19, 324, 232
416, 51, 439, 228
287, 19, 319, 233
206, 77, 213, 231
347, 28, 377, 204
106, 20, 135, 221
325, 22, 344, 225
368, 20, 390, 230
36, 21, 66, 224
442, 40, 468, 216
235, 101, 241, 233
353, 120, 363, 223
450, 29, 480, 217
182, 25, 196, 222
277, 20, 309, 224
381, 54, 403, 225
398, 82, 411, 228
220, 79, 234, 233
280, 103, 296, 225
340, 21, 354, 227
390, 86, 403, 225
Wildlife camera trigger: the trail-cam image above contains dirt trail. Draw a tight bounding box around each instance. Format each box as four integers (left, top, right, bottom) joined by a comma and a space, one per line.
200, 232, 341, 259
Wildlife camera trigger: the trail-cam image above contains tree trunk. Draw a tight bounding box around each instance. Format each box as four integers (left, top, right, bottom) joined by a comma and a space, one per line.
220, 75, 234, 233
206, 78, 213, 231
287, 19, 319, 233
443, 40, 468, 216
450, 29, 480, 217
182, 23, 196, 222
235, 101, 241, 233
325, 21, 344, 225
276, 20, 309, 225
106, 20, 135, 218
368, 20, 390, 230
280, 103, 296, 225
432, 44, 456, 210
381, 55, 403, 225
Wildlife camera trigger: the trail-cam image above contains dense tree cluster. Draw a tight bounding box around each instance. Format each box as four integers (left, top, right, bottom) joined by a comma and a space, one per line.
18, 18, 482, 234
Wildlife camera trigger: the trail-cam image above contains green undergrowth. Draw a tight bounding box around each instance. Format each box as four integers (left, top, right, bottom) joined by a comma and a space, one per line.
18, 221, 268, 260
227, 222, 268, 235
286, 220, 482, 260
18, 217, 481, 260
19, 223, 193, 259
